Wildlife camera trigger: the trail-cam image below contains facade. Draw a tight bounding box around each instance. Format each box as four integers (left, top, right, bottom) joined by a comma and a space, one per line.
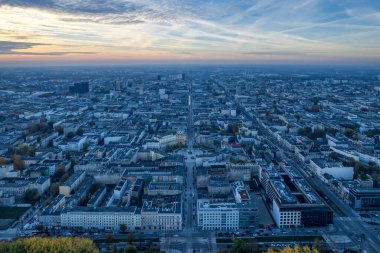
61, 207, 141, 230
260, 166, 333, 228
59, 171, 86, 196
310, 158, 354, 180
197, 199, 239, 230
231, 181, 258, 229
141, 195, 182, 230
348, 188, 380, 210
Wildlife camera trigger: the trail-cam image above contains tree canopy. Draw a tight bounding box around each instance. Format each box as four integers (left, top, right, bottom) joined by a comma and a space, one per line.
0, 237, 99, 253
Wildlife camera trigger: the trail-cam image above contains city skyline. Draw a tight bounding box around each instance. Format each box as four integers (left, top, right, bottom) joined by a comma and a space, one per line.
1, 0, 380, 66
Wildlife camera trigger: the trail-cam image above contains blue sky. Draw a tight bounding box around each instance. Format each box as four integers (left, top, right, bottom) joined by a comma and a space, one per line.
0, 0, 379, 65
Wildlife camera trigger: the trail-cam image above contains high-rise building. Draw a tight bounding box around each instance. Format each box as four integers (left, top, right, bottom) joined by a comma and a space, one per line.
69, 82, 89, 94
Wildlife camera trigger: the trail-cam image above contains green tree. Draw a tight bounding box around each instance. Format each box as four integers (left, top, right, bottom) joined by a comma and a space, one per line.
76, 128, 84, 136
23, 189, 40, 204
144, 249, 161, 253
119, 224, 127, 233
231, 238, 249, 253
329, 152, 339, 160
125, 244, 137, 253
228, 123, 240, 136
83, 142, 90, 151
66, 132, 75, 139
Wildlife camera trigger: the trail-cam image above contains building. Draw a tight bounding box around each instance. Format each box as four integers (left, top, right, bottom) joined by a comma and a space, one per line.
69, 82, 89, 94
87, 186, 107, 208
197, 199, 239, 230
348, 188, 380, 210
310, 158, 354, 180
113, 177, 128, 200
39, 194, 66, 227
141, 195, 182, 230
231, 181, 259, 229
61, 207, 141, 231
260, 165, 333, 228
59, 171, 86, 196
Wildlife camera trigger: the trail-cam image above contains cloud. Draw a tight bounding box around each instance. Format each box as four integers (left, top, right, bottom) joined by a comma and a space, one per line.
0, 0, 193, 25
0, 41, 44, 52
0, 41, 96, 55
0, 0, 379, 64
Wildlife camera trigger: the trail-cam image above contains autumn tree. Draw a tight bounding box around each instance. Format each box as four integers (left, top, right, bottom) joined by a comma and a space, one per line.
61, 173, 69, 182
50, 182, 60, 193
105, 233, 113, 244
55, 125, 64, 135
0, 157, 6, 166
0, 237, 99, 253
12, 155, 25, 172
127, 232, 134, 245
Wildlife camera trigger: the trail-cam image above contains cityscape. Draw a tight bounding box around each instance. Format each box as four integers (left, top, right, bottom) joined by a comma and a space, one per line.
0, 1, 380, 253
0, 66, 379, 253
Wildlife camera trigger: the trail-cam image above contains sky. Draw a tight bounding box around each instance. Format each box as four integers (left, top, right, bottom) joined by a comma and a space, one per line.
0, 0, 380, 66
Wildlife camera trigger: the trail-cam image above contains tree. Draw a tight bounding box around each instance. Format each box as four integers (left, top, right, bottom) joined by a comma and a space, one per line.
50, 182, 59, 194
83, 142, 90, 151
12, 155, 25, 172
119, 224, 127, 233
55, 125, 64, 135
125, 244, 137, 253
144, 249, 161, 253
56, 164, 66, 177
329, 152, 339, 160
23, 189, 40, 204
127, 232, 134, 245
76, 128, 84, 136
228, 123, 240, 136
231, 238, 250, 253
61, 173, 69, 182
0, 157, 6, 166
344, 128, 358, 140
66, 132, 75, 139
0, 237, 99, 253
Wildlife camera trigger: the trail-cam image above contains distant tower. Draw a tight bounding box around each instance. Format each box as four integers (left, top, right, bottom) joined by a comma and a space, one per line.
139, 85, 144, 95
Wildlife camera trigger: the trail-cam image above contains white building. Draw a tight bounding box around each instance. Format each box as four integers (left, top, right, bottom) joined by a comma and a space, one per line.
61, 207, 141, 230
197, 199, 239, 230
310, 158, 354, 180
141, 196, 182, 231
272, 200, 301, 228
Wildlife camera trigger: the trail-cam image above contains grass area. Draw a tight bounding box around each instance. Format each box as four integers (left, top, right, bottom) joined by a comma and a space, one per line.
0, 206, 29, 219
217, 236, 324, 244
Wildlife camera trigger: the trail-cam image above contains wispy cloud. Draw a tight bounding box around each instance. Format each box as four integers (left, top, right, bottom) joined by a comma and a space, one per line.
0, 40, 96, 55
0, 0, 379, 64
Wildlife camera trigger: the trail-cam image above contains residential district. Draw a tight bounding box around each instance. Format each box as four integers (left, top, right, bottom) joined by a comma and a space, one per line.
0, 66, 380, 253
